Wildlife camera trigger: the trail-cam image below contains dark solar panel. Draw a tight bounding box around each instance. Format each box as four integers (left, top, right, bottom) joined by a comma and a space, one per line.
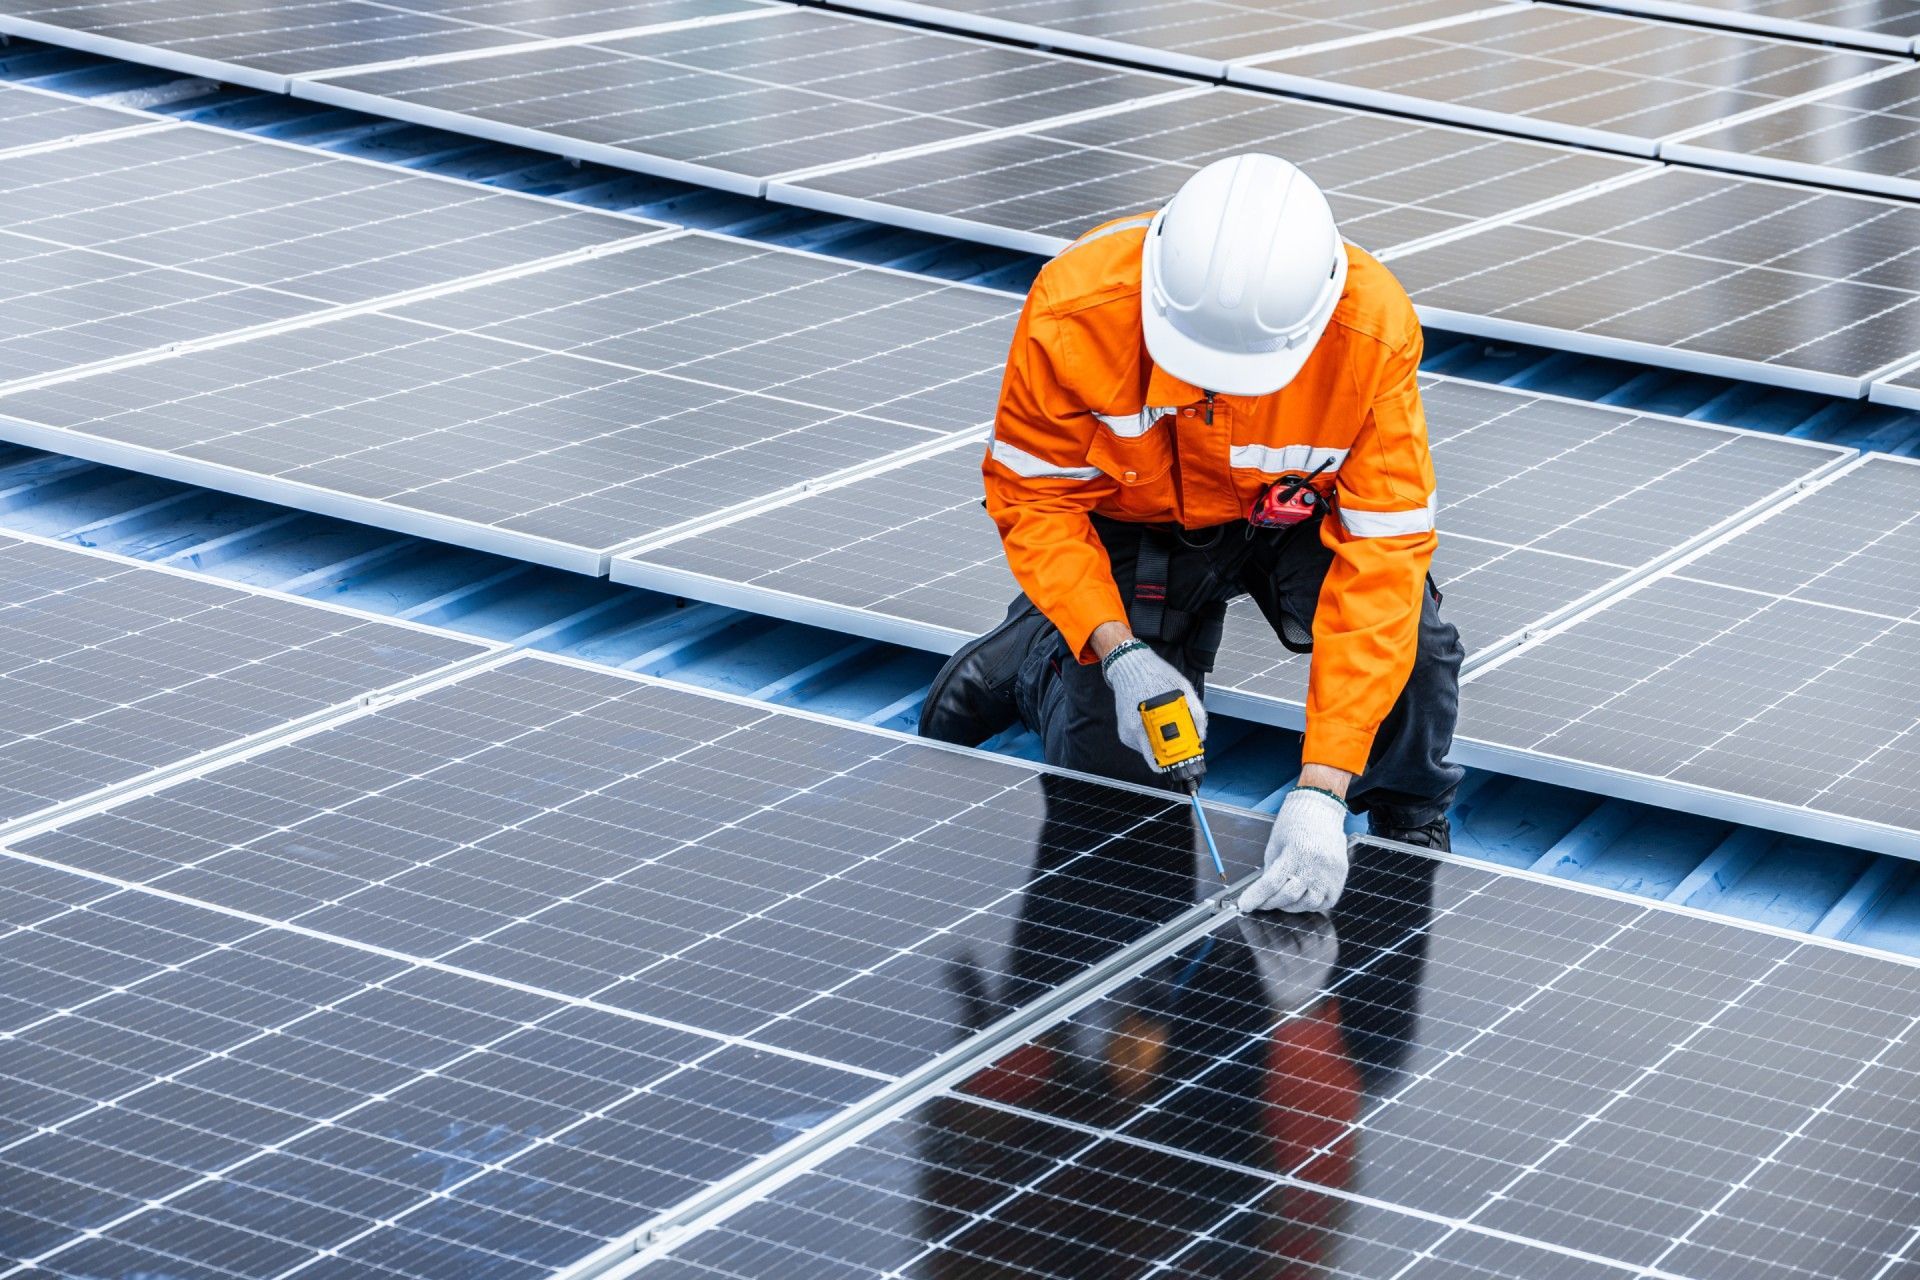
2, 654, 1270, 1273
1389, 168, 1920, 397
613, 377, 1849, 719
1232, 5, 1890, 157
0, 854, 878, 1280
299, 7, 1185, 195
637, 838, 1920, 1280
0, 233, 1017, 572
1462, 454, 1920, 856
0, 533, 485, 824
773, 86, 1648, 258
1665, 67, 1920, 204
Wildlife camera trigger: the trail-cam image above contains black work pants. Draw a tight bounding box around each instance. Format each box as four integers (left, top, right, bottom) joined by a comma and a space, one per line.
1013, 516, 1463, 827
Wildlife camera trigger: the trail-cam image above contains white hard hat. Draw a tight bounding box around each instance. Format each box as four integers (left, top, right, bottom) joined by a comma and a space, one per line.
1141, 153, 1348, 397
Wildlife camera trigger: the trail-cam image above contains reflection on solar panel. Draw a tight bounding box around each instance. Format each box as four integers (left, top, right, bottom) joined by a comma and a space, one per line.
826, 0, 1519, 78
638, 839, 1920, 1280
0, 232, 1018, 573
613, 377, 1849, 716
1579, 0, 1920, 52
0, 81, 162, 157
0, 120, 660, 390
1389, 168, 1920, 397
0, 0, 775, 92
0, 533, 485, 824
298, 7, 1189, 196
772, 87, 1649, 258
1462, 454, 1920, 856
1666, 68, 1920, 202
1, 654, 1269, 1274
1231, 5, 1891, 157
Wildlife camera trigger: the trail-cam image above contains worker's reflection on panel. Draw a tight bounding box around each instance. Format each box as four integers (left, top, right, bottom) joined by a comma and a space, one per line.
928, 795, 1437, 1274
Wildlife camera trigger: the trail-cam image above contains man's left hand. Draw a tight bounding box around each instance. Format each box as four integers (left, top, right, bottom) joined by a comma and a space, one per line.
1240, 786, 1349, 914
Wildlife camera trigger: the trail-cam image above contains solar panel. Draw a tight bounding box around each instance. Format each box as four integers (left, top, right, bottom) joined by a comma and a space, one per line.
0, 120, 662, 391
612, 376, 1851, 718
0, 232, 1019, 573
1231, 5, 1892, 157
772, 87, 1650, 259
636, 838, 1920, 1280
0, 0, 773, 93
297, 7, 1190, 197
1665, 67, 1920, 203
1387, 167, 1920, 398
0, 653, 1271, 1274
0, 531, 487, 826
824, 0, 1523, 79
1870, 353, 1920, 408
0, 854, 881, 1280
0, 124, 662, 312
1461, 454, 1920, 856
0, 81, 164, 158
1576, 0, 1920, 52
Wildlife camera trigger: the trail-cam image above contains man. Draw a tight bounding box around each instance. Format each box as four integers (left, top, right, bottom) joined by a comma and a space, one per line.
919, 153, 1462, 914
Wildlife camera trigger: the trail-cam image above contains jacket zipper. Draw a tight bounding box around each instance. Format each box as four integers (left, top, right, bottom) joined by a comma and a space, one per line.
1203, 391, 1215, 425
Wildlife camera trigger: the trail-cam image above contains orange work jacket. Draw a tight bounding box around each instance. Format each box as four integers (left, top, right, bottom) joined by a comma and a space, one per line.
983, 215, 1438, 776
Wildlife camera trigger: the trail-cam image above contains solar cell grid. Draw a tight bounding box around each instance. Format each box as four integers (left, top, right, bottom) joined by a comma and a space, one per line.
773, 87, 1649, 259
1666, 67, 1920, 204
0, 0, 774, 91
11, 655, 1266, 1078
0, 233, 1017, 572
1461, 454, 1920, 854
0, 532, 486, 826
1232, 4, 1892, 157
1389, 167, 1920, 396
0, 124, 661, 316
824, 0, 1519, 78
614, 377, 1849, 720
298, 7, 1187, 196
0, 654, 1278, 1274
0, 855, 879, 1280
0, 82, 161, 158
635, 839, 1920, 1279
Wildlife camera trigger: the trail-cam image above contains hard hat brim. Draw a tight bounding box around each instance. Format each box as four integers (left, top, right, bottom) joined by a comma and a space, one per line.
1141, 295, 1323, 397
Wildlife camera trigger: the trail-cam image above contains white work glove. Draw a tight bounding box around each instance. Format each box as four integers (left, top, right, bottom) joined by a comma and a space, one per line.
1238, 787, 1350, 914
1237, 914, 1339, 1014
1102, 642, 1206, 776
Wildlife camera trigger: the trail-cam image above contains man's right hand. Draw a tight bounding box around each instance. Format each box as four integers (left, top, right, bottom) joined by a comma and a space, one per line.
1102, 639, 1206, 775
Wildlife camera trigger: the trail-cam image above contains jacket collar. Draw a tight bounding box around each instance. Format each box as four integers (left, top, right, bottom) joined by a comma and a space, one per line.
1145, 360, 1207, 408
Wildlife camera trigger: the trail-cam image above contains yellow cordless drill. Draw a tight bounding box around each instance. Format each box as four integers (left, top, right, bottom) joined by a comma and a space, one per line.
1137, 689, 1230, 886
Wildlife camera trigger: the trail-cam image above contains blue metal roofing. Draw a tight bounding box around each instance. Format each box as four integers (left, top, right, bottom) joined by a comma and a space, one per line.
4, 33, 1919, 954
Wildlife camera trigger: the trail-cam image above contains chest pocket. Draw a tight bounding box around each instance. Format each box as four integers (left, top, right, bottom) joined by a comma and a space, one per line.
1086, 412, 1175, 513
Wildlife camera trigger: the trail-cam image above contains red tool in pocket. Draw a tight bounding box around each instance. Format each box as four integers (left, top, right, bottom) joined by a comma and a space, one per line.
1249, 458, 1335, 529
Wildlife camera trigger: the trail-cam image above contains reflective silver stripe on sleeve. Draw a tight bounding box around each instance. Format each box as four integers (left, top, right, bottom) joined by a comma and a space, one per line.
1094, 406, 1179, 438
990, 438, 1101, 481
1229, 444, 1349, 474
1339, 496, 1437, 538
